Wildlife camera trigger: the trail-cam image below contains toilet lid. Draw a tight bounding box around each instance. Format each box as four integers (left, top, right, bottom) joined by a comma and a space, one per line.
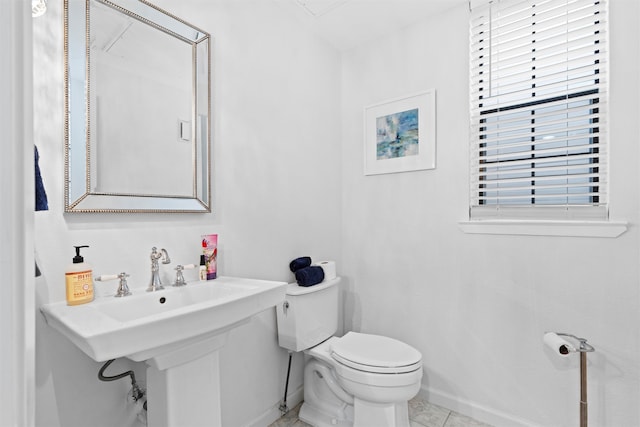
331, 332, 422, 374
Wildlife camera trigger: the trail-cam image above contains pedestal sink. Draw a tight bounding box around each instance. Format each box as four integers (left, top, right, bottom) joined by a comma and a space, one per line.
41, 276, 288, 427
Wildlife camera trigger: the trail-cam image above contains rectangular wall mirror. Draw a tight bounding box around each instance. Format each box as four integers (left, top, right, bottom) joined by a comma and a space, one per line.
64, 0, 211, 213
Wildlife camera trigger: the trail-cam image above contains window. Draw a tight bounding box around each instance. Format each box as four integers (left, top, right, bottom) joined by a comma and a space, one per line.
469, 0, 607, 220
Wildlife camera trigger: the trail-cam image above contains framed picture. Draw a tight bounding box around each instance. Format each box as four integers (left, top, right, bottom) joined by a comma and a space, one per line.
364, 90, 436, 175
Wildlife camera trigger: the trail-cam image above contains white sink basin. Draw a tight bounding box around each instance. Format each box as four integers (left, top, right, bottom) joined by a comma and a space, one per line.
41, 276, 288, 363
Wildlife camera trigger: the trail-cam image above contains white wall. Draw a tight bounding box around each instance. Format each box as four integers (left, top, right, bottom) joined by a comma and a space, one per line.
1, 1, 35, 426
33, 1, 341, 426
341, 2, 640, 427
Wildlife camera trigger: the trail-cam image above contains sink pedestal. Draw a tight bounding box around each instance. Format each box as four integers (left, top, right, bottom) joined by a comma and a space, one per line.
145, 332, 230, 427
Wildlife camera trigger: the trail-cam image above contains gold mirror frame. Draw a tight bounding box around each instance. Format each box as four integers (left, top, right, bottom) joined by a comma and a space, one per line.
64, 0, 211, 213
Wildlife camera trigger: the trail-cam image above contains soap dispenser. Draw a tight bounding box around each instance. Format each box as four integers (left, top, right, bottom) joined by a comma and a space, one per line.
65, 245, 94, 306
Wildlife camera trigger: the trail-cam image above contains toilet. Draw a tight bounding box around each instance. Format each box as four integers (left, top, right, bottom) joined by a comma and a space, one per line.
276, 277, 423, 427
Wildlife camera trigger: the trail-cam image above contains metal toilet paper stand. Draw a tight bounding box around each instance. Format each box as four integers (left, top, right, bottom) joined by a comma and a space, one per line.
553, 333, 596, 427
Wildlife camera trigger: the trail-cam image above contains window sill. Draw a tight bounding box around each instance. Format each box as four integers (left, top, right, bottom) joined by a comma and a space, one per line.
458, 220, 628, 238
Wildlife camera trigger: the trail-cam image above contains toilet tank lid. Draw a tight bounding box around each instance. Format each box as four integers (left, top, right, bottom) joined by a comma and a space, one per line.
331, 332, 422, 369
285, 277, 341, 296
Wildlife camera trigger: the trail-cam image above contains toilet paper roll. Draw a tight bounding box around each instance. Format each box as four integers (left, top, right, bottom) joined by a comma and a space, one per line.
313, 261, 336, 280
543, 332, 575, 357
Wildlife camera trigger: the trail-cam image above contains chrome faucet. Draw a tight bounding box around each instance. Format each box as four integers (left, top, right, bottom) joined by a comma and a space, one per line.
147, 247, 171, 292
115, 272, 132, 297
95, 272, 132, 297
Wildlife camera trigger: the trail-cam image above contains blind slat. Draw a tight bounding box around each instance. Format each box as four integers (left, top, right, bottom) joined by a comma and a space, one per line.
473, 161, 607, 181
478, 122, 601, 146
483, 46, 604, 78
471, 72, 604, 103
471, 89, 605, 118
471, 10, 605, 49
478, 110, 600, 135
478, 143, 602, 163
472, 171, 601, 186
470, 0, 602, 33
473, 152, 602, 171
482, 6, 604, 43
478, 114, 602, 141
471, 32, 605, 75
476, 192, 601, 203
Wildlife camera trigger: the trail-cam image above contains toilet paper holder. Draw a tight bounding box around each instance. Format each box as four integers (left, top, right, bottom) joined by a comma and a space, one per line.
553, 332, 595, 354
544, 332, 595, 427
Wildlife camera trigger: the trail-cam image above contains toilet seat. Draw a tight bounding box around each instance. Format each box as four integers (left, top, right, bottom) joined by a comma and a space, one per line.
330, 332, 422, 374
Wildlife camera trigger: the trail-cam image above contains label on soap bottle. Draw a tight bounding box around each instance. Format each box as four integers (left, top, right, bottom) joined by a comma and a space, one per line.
65, 270, 94, 305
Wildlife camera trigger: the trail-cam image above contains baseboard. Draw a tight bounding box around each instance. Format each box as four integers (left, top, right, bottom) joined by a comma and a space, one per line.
417, 386, 541, 427
244, 385, 304, 427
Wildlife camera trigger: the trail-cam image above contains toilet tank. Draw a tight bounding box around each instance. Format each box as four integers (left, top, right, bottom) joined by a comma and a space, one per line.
276, 277, 341, 352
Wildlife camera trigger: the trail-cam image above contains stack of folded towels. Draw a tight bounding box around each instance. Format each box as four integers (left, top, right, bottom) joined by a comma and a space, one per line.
289, 256, 324, 287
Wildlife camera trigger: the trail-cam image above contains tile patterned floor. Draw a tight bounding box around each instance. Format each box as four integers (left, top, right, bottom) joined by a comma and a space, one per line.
268, 396, 493, 427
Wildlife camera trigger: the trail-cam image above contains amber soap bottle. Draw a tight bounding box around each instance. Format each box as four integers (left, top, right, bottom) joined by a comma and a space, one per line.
65, 245, 94, 305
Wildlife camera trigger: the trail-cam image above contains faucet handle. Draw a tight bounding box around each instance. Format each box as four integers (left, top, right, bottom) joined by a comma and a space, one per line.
96, 272, 132, 297
95, 274, 119, 282
172, 264, 195, 287
115, 272, 132, 297
173, 265, 186, 287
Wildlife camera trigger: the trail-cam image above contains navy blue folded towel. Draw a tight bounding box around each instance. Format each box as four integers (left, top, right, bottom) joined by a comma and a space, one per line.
289, 256, 312, 273
295, 266, 325, 287
35, 146, 48, 211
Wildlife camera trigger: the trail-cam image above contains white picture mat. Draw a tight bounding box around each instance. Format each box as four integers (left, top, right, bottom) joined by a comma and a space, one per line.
364, 89, 436, 175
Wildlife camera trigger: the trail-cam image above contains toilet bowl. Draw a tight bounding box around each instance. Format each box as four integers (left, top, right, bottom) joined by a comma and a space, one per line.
299, 333, 422, 427
276, 278, 423, 427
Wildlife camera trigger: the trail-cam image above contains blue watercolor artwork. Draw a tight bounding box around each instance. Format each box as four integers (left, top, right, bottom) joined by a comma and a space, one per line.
376, 108, 419, 160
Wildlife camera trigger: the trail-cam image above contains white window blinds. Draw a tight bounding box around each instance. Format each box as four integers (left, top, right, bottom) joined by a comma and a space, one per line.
469, 0, 607, 220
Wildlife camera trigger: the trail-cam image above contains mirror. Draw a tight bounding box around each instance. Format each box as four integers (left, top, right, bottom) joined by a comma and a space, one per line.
64, 0, 211, 212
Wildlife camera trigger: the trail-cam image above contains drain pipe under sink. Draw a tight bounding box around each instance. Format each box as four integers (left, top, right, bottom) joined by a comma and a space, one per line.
98, 359, 146, 405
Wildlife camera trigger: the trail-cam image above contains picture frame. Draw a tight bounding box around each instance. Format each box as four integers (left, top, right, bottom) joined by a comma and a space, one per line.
364, 89, 436, 175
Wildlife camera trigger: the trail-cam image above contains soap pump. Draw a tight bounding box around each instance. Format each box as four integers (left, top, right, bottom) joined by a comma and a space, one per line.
65, 245, 94, 306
